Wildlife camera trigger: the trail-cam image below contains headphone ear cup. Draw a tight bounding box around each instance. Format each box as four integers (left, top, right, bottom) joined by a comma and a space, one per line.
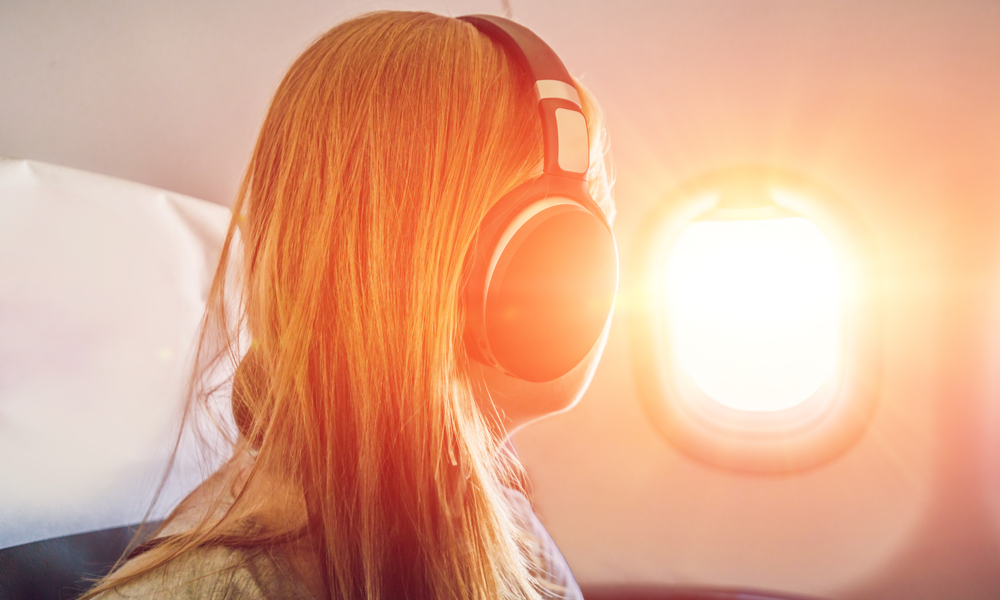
485, 205, 617, 382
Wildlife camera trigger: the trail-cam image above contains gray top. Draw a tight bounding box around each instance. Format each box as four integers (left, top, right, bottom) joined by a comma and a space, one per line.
92, 488, 582, 599
93, 544, 314, 600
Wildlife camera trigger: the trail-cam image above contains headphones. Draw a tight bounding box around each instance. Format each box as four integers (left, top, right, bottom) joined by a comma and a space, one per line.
458, 15, 619, 382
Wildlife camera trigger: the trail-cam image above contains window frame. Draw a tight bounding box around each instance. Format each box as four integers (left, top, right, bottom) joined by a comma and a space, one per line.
629, 166, 883, 473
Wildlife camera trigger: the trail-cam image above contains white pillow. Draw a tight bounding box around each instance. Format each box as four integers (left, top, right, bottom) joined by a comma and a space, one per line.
0, 158, 233, 549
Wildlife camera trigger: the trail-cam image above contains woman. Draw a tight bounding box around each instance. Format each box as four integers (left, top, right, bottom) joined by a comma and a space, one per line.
84, 10, 614, 600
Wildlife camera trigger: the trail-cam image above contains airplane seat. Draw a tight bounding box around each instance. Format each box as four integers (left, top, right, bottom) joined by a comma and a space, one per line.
0, 523, 154, 599
0, 158, 233, 599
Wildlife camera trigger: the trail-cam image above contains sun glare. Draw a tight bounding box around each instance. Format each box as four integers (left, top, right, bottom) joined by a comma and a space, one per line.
664, 217, 842, 412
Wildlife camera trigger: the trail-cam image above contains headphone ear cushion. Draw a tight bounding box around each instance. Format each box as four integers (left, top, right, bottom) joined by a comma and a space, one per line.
485, 207, 617, 382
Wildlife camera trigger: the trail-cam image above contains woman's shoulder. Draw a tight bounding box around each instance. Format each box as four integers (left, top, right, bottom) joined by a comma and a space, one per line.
91, 543, 314, 600
503, 487, 584, 600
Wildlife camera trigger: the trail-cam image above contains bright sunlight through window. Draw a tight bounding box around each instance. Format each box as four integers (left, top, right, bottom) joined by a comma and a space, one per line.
664, 217, 842, 412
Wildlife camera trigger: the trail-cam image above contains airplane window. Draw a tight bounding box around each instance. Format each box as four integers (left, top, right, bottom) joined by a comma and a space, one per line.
663, 216, 842, 413
630, 166, 881, 473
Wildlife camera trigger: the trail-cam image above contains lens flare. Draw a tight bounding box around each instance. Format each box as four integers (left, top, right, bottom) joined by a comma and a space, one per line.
664, 217, 842, 412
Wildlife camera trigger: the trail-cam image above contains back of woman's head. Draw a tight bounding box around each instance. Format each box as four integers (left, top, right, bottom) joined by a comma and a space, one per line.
87, 11, 612, 600
238, 13, 548, 598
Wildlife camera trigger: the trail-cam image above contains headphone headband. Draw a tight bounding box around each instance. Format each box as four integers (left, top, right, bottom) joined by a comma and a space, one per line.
459, 15, 591, 180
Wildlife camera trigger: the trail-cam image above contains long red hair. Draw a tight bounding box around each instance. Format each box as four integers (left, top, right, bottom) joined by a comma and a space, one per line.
86, 11, 612, 600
